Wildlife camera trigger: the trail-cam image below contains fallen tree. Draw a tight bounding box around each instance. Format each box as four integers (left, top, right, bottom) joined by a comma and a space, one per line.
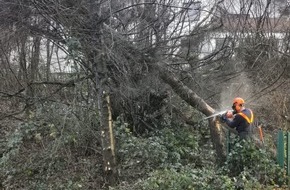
155, 64, 227, 162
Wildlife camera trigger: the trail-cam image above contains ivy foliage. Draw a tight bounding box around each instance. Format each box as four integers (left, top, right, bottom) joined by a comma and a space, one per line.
115, 119, 201, 182
1, 105, 289, 189
222, 138, 286, 187
113, 125, 288, 190
139, 167, 235, 190
0, 102, 102, 189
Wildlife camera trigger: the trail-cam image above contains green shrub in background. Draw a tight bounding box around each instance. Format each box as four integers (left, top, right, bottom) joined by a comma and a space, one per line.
139, 166, 235, 190
1, 121, 37, 168
113, 122, 287, 190
0, 102, 102, 189
115, 120, 202, 182
2, 103, 288, 189
222, 138, 286, 187
155, 127, 200, 166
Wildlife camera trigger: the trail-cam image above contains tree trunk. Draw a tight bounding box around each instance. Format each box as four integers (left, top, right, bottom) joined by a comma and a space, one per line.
29, 36, 41, 95
25, 36, 41, 115
46, 38, 54, 81
157, 65, 227, 162
18, 37, 28, 82
93, 52, 118, 185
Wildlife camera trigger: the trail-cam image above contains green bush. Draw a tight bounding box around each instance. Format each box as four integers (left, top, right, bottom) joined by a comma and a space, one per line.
140, 167, 235, 190
116, 125, 169, 180
115, 121, 201, 181
1, 121, 38, 167
0, 101, 102, 189
155, 127, 200, 166
114, 122, 287, 190
223, 138, 286, 187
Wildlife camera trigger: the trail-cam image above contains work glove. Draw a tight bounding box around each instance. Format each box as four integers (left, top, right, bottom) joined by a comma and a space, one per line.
219, 113, 227, 123
226, 110, 233, 118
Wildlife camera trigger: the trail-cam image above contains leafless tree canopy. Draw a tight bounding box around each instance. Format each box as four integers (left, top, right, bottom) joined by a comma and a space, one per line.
0, 0, 290, 187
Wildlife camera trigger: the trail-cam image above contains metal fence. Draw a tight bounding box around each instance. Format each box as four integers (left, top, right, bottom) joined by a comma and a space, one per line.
277, 130, 290, 176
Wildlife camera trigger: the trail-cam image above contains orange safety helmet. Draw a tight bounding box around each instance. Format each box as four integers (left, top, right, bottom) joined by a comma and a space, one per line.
232, 97, 245, 112
233, 97, 245, 105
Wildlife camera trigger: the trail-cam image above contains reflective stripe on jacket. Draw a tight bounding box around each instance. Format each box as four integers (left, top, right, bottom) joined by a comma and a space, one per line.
237, 109, 254, 124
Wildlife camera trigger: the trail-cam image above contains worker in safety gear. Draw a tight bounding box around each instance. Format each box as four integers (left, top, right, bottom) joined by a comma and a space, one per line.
220, 97, 254, 140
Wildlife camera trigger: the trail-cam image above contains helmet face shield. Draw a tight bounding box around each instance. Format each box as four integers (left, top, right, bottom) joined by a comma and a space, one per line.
232, 104, 236, 110
232, 103, 240, 112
